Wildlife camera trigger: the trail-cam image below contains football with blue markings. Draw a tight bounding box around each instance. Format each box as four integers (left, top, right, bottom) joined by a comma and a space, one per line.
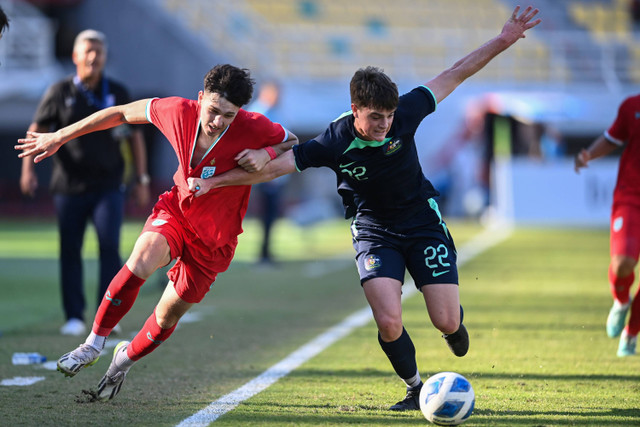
419, 371, 475, 425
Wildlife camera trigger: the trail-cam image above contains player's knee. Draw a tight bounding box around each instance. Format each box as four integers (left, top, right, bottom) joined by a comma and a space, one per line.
611, 256, 637, 278
125, 257, 155, 279
376, 316, 403, 341
154, 310, 179, 329
433, 315, 460, 335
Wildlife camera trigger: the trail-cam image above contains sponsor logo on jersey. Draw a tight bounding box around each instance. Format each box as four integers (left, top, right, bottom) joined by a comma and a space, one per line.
364, 254, 381, 271
385, 138, 402, 155
152, 219, 167, 227
201, 166, 216, 179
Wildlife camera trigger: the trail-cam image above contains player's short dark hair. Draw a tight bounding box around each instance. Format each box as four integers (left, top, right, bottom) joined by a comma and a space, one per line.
203, 64, 255, 108
0, 6, 10, 36
350, 66, 399, 111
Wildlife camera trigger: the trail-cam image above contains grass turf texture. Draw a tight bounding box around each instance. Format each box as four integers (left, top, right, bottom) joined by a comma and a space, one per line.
0, 219, 639, 426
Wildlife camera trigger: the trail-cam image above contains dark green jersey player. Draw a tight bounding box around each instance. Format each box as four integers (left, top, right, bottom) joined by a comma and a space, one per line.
191, 5, 541, 411
294, 85, 439, 222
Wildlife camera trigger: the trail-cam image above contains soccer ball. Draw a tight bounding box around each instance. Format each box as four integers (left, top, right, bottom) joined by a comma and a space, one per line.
419, 371, 475, 425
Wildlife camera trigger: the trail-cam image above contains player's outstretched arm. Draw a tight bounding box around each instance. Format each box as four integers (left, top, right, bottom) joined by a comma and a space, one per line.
15, 99, 151, 163
426, 5, 541, 104
574, 134, 618, 173
188, 150, 297, 197
235, 130, 299, 173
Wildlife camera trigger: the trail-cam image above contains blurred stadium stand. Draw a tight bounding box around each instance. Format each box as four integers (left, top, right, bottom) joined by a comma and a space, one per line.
1, 0, 639, 222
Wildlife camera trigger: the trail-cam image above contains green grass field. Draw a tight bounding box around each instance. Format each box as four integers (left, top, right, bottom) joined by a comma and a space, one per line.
0, 218, 639, 426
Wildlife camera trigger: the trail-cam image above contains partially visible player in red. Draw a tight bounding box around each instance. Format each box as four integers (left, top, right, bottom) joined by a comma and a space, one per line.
15, 64, 298, 399
575, 94, 640, 357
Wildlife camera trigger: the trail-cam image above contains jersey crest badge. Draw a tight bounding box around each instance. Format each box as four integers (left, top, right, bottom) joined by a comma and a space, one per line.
385, 139, 402, 155
201, 166, 216, 179
364, 255, 381, 271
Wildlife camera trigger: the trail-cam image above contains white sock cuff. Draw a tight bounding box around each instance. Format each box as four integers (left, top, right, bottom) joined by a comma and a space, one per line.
403, 371, 422, 389
115, 344, 135, 370
85, 332, 107, 351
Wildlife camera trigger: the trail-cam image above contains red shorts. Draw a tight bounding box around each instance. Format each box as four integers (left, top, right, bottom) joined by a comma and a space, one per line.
610, 202, 640, 261
141, 204, 237, 303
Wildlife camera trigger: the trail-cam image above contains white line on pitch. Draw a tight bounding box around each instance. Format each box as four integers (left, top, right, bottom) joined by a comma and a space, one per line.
176, 223, 512, 426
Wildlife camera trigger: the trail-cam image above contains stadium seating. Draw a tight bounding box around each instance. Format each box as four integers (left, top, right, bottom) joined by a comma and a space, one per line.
568, 0, 640, 83
160, 0, 555, 83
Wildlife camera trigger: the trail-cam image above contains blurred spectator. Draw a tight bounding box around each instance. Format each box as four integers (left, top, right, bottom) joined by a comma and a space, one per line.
630, 0, 640, 30
535, 122, 565, 160
428, 99, 490, 218
247, 81, 288, 266
19, 29, 150, 336
0, 5, 9, 39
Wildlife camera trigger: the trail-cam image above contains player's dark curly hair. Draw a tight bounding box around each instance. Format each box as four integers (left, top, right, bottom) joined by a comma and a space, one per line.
350, 66, 398, 111
203, 64, 255, 108
0, 6, 10, 37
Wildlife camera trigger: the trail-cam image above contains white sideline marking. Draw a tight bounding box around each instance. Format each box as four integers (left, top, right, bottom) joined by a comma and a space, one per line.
177, 224, 512, 426
1, 376, 45, 386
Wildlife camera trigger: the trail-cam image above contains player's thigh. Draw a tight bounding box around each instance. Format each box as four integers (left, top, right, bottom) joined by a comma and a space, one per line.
126, 231, 172, 279
421, 283, 460, 334
362, 276, 404, 340
610, 203, 640, 261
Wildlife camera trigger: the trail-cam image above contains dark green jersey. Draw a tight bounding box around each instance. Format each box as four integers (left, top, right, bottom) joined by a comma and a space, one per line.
293, 86, 438, 222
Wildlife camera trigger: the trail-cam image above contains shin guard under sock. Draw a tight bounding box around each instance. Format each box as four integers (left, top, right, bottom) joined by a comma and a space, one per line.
128, 310, 177, 361
378, 327, 420, 387
93, 265, 145, 336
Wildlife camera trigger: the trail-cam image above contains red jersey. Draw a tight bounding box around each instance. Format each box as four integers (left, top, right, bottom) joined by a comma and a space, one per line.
606, 94, 640, 206
146, 96, 286, 260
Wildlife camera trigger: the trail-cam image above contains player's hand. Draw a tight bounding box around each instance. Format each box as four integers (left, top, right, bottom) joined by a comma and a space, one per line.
235, 148, 270, 173
19, 169, 38, 198
187, 177, 211, 197
15, 131, 64, 163
500, 5, 541, 44
574, 148, 590, 173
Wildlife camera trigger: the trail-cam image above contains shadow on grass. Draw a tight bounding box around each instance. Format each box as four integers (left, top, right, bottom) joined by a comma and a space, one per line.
288, 368, 640, 383
472, 407, 640, 425
221, 403, 640, 426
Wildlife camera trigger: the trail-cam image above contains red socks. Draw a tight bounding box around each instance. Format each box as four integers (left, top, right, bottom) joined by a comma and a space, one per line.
608, 266, 634, 304
93, 265, 145, 336
629, 287, 640, 336
128, 310, 177, 361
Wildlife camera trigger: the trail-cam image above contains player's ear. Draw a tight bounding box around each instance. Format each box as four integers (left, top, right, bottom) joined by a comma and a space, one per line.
351, 103, 359, 117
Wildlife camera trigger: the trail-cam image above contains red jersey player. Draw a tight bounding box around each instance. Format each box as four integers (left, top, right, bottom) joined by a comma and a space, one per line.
15, 64, 298, 399
575, 94, 640, 357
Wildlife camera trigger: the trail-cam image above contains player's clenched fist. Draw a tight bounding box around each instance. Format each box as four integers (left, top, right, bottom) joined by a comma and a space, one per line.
187, 177, 210, 197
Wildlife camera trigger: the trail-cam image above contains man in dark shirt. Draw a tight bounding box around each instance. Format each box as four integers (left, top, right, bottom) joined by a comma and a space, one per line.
20, 29, 150, 336
190, 5, 540, 411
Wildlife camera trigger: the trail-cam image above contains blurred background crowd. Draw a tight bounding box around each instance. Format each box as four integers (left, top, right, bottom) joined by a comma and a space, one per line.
1, 0, 638, 226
